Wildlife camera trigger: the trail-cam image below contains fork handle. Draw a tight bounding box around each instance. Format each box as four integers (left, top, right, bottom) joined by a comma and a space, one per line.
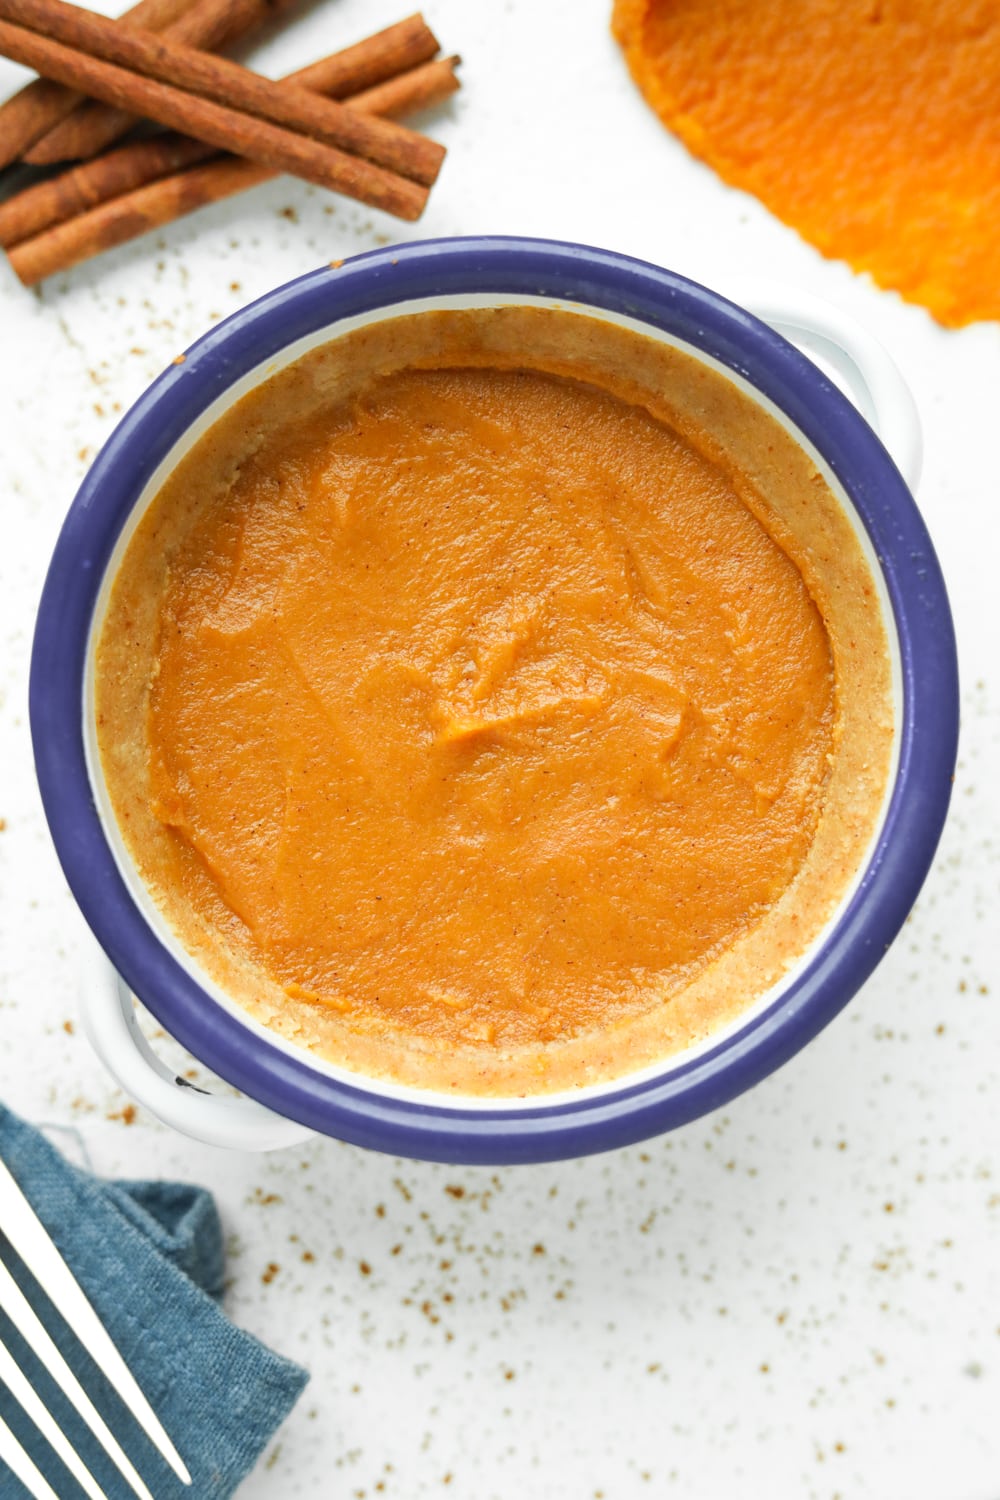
78, 939, 314, 1152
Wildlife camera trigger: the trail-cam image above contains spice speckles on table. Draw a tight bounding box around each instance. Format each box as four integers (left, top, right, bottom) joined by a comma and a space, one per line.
1, 1, 998, 1496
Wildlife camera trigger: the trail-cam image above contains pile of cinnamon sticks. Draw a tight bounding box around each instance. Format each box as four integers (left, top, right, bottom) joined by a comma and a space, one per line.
0, 0, 458, 284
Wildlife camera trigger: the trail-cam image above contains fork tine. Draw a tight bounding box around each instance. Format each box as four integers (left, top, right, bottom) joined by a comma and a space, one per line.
0, 1411, 61, 1500
0, 1333, 112, 1500
0, 1156, 190, 1486
0, 1243, 155, 1500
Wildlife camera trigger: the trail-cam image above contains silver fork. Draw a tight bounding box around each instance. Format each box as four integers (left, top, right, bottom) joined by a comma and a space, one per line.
0, 1155, 191, 1499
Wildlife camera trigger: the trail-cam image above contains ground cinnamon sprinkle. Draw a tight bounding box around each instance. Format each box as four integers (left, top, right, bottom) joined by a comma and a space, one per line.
612, 0, 1000, 328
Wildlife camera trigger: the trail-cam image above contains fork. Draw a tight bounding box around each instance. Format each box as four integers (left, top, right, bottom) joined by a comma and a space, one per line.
0, 1155, 191, 1499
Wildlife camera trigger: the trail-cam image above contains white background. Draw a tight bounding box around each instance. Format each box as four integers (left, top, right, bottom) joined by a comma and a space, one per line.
1, 2, 998, 1496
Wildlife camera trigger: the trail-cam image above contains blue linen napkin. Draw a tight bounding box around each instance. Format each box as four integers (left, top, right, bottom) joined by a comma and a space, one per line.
0, 1104, 308, 1498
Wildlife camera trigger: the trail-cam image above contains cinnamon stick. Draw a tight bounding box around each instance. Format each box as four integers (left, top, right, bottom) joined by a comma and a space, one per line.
8, 56, 459, 283
0, 16, 441, 246
25, 0, 303, 165
0, 18, 431, 217
0, 0, 444, 186
347, 55, 459, 119
0, 132, 211, 244
0, 0, 192, 169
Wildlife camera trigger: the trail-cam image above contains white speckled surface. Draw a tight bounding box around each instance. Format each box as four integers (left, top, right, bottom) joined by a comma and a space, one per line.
1, 2, 998, 1496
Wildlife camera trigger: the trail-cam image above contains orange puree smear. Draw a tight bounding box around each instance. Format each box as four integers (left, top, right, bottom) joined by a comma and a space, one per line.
148, 365, 834, 1049
612, 0, 1000, 328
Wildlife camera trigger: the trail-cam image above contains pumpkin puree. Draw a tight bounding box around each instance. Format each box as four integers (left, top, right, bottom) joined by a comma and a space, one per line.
144, 363, 832, 1051
612, 0, 1000, 328
97, 307, 893, 1094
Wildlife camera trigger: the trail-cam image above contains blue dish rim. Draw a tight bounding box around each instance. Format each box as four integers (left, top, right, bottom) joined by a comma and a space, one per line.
29, 236, 959, 1165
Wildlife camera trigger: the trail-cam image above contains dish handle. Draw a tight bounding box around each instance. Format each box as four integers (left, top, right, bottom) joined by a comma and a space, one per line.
78, 940, 315, 1152
734, 283, 923, 493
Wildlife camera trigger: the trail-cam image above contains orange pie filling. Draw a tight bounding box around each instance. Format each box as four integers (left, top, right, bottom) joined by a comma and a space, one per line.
612, 0, 1000, 328
96, 307, 892, 1094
